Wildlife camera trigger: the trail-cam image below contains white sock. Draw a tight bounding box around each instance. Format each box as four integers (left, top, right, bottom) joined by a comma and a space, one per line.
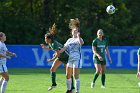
1, 80, 8, 93
66, 79, 71, 90
0, 77, 3, 86
75, 79, 80, 93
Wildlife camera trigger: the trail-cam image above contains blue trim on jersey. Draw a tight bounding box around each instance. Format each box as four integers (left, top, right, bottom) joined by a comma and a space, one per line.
2, 65, 5, 72
78, 47, 81, 68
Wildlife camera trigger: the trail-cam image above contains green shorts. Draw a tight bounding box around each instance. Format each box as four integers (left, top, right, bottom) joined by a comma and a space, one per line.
57, 52, 68, 64
93, 58, 106, 65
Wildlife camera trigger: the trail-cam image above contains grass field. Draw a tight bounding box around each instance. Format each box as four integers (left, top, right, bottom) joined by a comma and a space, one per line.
4, 68, 140, 93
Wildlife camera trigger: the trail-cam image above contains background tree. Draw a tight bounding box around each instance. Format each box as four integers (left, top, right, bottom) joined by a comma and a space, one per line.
0, 0, 139, 45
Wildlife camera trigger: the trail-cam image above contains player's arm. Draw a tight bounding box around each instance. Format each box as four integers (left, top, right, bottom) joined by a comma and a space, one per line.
77, 32, 84, 45
47, 50, 59, 62
137, 54, 140, 78
0, 54, 11, 59
105, 47, 112, 64
6, 51, 16, 57
137, 54, 140, 72
40, 44, 52, 50
59, 46, 67, 54
92, 46, 103, 61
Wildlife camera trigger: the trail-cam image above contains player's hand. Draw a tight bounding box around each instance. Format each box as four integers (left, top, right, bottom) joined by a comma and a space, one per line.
137, 72, 140, 78
12, 53, 17, 57
40, 44, 45, 48
98, 56, 103, 61
77, 32, 80, 38
109, 58, 112, 64
53, 53, 56, 57
47, 59, 53, 62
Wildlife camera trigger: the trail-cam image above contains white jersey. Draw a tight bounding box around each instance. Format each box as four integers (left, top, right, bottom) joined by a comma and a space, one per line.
64, 38, 83, 60
0, 41, 7, 64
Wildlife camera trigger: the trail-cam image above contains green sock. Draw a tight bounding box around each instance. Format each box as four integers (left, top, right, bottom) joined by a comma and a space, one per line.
51, 72, 56, 85
71, 76, 74, 88
101, 74, 105, 86
93, 73, 99, 83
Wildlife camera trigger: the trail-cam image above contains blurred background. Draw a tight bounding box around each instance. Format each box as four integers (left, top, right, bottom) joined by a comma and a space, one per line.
0, 0, 140, 45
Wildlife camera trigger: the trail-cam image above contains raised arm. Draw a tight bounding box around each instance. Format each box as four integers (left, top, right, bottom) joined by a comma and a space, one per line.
77, 32, 84, 45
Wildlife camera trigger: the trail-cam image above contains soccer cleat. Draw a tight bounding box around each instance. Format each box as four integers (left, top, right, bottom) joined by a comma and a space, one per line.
48, 84, 57, 91
66, 90, 72, 93
101, 85, 105, 88
91, 82, 95, 88
71, 87, 75, 93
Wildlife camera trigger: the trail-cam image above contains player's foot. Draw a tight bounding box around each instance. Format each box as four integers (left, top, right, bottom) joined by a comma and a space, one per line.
71, 87, 75, 93
48, 84, 57, 91
91, 82, 95, 88
101, 85, 105, 88
66, 90, 72, 93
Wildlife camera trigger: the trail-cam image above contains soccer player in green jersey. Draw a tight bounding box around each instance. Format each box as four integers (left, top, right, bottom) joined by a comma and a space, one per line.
136, 48, 140, 86
91, 29, 112, 88
40, 24, 74, 91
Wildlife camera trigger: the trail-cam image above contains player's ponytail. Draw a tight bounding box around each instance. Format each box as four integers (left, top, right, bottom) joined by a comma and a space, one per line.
50, 23, 57, 36
45, 23, 57, 40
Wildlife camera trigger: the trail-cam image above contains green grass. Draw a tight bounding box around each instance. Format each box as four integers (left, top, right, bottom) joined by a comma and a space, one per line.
4, 68, 140, 93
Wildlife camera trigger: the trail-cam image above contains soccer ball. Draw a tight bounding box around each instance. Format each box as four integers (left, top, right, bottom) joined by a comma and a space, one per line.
106, 5, 115, 14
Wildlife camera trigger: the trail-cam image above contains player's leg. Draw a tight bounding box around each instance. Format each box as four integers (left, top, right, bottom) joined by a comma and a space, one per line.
0, 63, 8, 93
73, 68, 80, 93
64, 64, 75, 91
91, 64, 101, 88
1, 72, 9, 93
0, 77, 4, 86
66, 63, 73, 93
101, 65, 106, 88
48, 60, 62, 91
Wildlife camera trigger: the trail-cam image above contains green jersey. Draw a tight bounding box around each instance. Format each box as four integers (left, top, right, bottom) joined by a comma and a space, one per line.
48, 40, 68, 64
92, 38, 108, 65
137, 48, 140, 55
49, 40, 63, 51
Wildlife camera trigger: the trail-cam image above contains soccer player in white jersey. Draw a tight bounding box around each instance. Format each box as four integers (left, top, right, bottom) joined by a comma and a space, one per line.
0, 32, 16, 93
136, 48, 140, 86
58, 18, 84, 93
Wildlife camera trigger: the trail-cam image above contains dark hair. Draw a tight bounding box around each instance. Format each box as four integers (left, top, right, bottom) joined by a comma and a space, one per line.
45, 33, 54, 40
45, 23, 57, 40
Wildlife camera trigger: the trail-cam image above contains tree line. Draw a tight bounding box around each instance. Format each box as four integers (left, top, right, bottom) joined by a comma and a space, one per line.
0, 0, 140, 45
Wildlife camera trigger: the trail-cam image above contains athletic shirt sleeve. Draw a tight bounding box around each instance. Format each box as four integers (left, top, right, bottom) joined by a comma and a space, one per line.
92, 39, 97, 47
64, 38, 70, 48
0, 42, 8, 55
49, 40, 63, 51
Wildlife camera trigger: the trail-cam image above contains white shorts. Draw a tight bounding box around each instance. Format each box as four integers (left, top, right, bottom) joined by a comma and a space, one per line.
67, 59, 82, 68
0, 63, 8, 73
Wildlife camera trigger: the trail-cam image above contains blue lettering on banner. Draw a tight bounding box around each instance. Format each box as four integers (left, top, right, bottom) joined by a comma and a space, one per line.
6, 45, 139, 69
